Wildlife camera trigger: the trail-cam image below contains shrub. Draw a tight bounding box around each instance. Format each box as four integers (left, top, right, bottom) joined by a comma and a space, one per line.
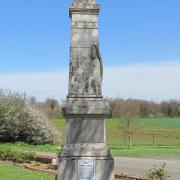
0, 147, 35, 163
0, 89, 61, 144
148, 163, 169, 180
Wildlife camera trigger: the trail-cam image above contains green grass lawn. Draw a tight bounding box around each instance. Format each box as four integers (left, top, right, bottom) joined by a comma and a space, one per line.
0, 142, 60, 154
1, 118, 180, 158
105, 117, 180, 146
140, 117, 180, 129
0, 161, 54, 180
110, 145, 180, 157
51, 117, 180, 157
105, 117, 180, 157
51, 117, 180, 133
50, 118, 65, 133
1, 118, 179, 179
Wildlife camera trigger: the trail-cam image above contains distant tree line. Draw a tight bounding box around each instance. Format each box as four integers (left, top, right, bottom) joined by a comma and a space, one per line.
28, 97, 63, 119
109, 98, 180, 118
21, 95, 180, 119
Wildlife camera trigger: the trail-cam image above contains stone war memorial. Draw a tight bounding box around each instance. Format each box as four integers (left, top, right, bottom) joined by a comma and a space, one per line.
57, 0, 114, 179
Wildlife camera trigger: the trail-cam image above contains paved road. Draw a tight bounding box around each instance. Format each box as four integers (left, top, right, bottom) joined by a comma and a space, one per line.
36, 152, 180, 179
115, 157, 180, 180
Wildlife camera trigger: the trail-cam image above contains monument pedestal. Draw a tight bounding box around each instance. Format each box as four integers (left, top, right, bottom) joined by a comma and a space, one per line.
57, 98, 114, 180
57, 144, 114, 180
57, 156, 114, 180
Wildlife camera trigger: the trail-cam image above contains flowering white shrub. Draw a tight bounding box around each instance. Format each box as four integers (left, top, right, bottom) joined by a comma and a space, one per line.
0, 89, 61, 145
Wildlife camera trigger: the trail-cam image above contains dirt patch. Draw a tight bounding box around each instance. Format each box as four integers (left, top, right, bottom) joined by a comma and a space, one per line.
115, 174, 149, 180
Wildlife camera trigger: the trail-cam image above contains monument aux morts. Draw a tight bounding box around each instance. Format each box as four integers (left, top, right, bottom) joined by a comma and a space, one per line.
57, 0, 114, 179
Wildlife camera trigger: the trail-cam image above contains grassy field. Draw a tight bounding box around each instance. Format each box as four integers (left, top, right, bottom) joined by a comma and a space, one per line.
50, 117, 180, 157
106, 118, 180, 146
0, 161, 54, 180
110, 145, 180, 157
140, 117, 180, 128
0, 142, 60, 154
50, 117, 180, 146
0, 118, 180, 157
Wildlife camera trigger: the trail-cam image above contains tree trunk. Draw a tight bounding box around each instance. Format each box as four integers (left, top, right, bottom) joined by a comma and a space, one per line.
128, 134, 131, 149
152, 134, 155, 145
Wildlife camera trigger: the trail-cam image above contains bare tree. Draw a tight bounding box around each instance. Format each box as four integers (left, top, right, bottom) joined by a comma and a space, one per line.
116, 99, 140, 149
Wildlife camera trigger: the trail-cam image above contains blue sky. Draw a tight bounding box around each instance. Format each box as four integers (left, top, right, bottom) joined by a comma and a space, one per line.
0, 0, 180, 101
0, 0, 180, 73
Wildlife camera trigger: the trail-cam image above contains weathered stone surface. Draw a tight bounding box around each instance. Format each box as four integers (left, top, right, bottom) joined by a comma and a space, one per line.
68, 45, 103, 96
57, 157, 114, 180
68, 0, 102, 97
65, 118, 105, 144
70, 1, 100, 18
75, 0, 96, 4
35, 152, 58, 164
60, 143, 111, 157
57, 0, 114, 179
63, 98, 110, 115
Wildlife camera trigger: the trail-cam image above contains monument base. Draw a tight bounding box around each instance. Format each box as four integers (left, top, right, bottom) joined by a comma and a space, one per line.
56, 157, 114, 180
56, 143, 114, 180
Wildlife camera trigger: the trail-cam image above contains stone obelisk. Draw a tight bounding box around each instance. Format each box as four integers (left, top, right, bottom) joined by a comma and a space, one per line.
57, 0, 114, 179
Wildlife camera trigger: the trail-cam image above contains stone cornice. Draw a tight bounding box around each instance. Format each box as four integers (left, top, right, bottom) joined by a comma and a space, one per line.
69, 3, 100, 18
60, 143, 112, 157
63, 98, 110, 115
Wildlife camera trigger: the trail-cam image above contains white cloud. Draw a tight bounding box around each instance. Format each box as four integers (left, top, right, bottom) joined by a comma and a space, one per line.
0, 61, 180, 102
0, 71, 68, 102
103, 61, 180, 102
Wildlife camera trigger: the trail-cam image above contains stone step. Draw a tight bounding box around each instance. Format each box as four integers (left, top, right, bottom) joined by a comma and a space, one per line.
35, 152, 58, 165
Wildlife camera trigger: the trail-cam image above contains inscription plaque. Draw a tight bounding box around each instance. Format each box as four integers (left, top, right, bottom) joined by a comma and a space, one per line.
78, 160, 95, 180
